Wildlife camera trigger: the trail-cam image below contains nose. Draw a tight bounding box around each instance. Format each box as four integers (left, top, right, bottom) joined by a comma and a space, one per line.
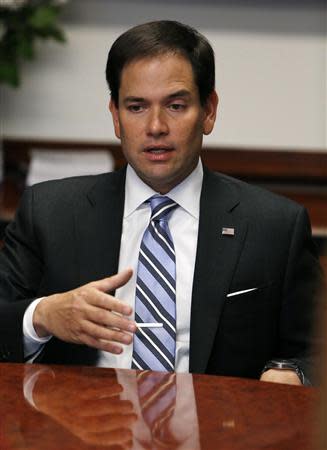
146, 107, 169, 137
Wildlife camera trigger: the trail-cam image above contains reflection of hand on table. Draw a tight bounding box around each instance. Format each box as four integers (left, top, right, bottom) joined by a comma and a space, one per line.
27, 367, 137, 448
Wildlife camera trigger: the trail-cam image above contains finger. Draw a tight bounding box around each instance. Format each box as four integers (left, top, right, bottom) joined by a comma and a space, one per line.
87, 290, 133, 323
86, 305, 136, 332
80, 333, 125, 354
80, 320, 134, 345
92, 268, 133, 293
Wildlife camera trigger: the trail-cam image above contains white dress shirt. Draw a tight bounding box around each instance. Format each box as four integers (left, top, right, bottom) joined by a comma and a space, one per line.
23, 161, 203, 372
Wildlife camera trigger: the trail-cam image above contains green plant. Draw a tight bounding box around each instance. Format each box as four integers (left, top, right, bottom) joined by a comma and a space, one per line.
0, 0, 67, 87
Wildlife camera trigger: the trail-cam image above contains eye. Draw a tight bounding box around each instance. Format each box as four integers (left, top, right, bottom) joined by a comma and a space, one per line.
127, 104, 144, 113
168, 103, 186, 111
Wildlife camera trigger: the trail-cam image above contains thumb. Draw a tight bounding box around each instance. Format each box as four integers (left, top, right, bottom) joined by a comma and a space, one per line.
92, 268, 133, 293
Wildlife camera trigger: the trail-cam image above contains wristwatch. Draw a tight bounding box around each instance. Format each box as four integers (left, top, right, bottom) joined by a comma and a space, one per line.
261, 359, 308, 385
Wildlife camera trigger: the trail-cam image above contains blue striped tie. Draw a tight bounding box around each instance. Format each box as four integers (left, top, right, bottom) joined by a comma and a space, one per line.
132, 195, 178, 372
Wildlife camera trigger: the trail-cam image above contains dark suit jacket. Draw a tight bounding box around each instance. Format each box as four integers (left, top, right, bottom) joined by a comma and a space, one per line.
0, 166, 323, 380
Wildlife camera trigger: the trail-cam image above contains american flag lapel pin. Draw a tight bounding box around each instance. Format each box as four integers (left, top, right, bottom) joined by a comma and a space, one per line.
222, 227, 235, 236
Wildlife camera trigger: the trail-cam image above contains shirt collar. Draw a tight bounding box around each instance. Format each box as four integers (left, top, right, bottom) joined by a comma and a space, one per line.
124, 159, 203, 219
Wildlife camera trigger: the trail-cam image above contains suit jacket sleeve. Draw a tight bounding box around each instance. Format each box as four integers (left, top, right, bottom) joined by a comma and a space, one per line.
0, 186, 43, 362
278, 206, 324, 382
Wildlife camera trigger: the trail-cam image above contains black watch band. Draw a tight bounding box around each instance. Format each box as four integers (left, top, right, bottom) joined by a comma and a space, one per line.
262, 359, 306, 385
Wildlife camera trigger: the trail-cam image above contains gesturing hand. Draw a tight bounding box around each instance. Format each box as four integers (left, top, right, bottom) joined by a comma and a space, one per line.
33, 269, 137, 354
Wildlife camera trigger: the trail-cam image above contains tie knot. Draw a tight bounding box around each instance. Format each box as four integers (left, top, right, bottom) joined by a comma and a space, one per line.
149, 195, 177, 222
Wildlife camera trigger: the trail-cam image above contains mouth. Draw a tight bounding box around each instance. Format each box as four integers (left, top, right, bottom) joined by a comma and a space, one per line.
143, 145, 175, 162
144, 146, 174, 154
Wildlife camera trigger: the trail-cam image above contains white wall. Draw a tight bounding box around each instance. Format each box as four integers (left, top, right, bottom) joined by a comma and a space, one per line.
1, 0, 326, 151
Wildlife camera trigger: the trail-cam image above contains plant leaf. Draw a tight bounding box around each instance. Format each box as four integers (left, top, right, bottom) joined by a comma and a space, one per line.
18, 36, 35, 60
27, 6, 59, 30
0, 60, 20, 87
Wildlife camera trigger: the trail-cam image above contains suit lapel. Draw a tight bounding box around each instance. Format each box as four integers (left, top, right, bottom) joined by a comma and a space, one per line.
74, 168, 126, 286
190, 168, 248, 373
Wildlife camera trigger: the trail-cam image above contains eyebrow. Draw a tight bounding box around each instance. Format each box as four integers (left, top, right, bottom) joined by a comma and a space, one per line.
123, 96, 145, 104
167, 89, 192, 100
123, 90, 192, 105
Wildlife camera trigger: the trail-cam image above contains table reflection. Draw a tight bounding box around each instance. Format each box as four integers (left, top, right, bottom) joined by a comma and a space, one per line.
23, 365, 200, 449
0, 363, 316, 450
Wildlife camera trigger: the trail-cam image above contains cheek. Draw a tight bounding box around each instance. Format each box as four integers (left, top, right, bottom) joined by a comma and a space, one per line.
178, 121, 203, 146
120, 118, 143, 141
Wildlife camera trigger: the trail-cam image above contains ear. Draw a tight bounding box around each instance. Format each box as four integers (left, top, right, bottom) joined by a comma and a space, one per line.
203, 90, 219, 135
109, 98, 121, 139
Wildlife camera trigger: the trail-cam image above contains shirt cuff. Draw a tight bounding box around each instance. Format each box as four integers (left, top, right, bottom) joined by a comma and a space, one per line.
23, 298, 52, 360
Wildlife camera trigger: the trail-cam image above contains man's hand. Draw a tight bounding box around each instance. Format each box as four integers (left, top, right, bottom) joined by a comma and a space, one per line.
33, 269, 137, 355
260, 369, 302, 386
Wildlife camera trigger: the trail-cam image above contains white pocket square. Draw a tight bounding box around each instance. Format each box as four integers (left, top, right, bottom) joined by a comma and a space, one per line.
227, 287, 258, 298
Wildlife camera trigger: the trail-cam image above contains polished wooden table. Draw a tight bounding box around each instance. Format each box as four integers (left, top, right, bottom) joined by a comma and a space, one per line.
0, 363, 317, 450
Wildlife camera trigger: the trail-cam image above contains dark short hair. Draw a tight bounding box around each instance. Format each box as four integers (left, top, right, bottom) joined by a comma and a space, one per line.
106, 20, 215, 106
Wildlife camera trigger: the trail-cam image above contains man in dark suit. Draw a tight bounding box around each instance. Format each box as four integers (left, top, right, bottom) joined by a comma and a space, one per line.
0, 21, 322, 385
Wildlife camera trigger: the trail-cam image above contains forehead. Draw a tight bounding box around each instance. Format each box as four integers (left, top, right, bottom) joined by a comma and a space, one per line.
119, 53, 198, 97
